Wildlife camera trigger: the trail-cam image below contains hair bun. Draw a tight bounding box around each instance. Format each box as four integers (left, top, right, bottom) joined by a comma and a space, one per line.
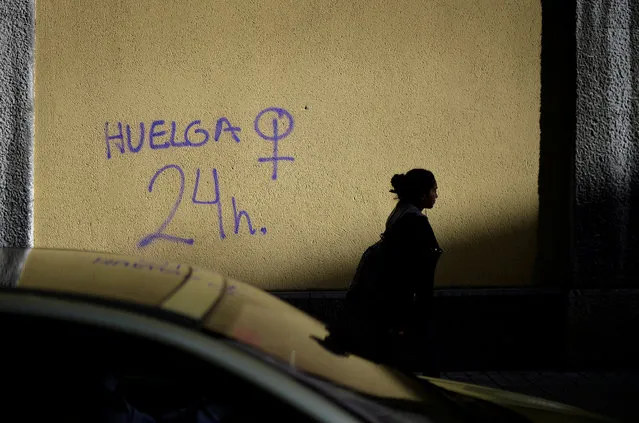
390, 173, 406, 193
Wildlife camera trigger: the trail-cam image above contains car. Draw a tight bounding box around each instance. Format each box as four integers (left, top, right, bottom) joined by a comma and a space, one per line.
0, 248, 616, 423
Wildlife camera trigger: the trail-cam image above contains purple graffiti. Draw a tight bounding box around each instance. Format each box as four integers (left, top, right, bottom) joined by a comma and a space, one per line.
104, 118, 241, 159
192, 168, 226, 240
105, 122, 125, 159
105, 108, 298, 247
150, 120, 170, 149
232, 197, 257, 235
126, 123, 145, 152
138, 164, 195, 248
185, 120, 210, 147
136, 165, 267, 248
214, 117, 241, 142
254, 107, 295, 180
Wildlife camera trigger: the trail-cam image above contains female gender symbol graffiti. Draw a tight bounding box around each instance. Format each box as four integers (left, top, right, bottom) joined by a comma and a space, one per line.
254, 107, 295, 181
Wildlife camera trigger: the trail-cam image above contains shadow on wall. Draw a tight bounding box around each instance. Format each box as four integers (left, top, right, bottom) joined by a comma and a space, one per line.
285, 217, 539, 289
575, 198, 639, 289
436, 219, 538, 287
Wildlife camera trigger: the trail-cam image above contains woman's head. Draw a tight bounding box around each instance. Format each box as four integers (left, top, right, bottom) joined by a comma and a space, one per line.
390, 168, 438, 209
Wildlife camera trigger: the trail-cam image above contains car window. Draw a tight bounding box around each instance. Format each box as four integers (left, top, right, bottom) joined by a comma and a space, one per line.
0, 311, 320, 423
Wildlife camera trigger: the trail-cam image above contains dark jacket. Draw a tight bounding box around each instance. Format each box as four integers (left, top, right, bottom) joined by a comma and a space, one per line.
345, 201, 442, 331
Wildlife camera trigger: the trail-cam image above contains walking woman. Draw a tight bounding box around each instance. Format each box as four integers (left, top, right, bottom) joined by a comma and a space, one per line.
340, 168, 443, 375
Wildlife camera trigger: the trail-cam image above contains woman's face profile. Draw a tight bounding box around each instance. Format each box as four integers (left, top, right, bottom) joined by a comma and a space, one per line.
423, 182, 438, 209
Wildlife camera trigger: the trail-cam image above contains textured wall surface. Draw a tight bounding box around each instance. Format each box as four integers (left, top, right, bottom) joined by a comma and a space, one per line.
33, 0, 541, 289
0, 0, 33, 248
576, 0, 639, 288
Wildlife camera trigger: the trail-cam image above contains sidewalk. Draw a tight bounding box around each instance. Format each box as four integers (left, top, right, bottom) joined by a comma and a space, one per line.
441, 370, 639, 423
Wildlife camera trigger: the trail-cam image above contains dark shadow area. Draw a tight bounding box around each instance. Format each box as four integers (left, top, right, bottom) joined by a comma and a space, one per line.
442, 370, 639, 423
1, 312, 312, 422
565, 288, 639, 369
275, 286, 639, 371
276, 288, 566, 372
574, 199, 639, 288
435, 220, 537, 288
536, 0, 576, 290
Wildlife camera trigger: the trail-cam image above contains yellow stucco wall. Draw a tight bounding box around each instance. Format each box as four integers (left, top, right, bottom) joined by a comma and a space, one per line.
34, 0, 541, 290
